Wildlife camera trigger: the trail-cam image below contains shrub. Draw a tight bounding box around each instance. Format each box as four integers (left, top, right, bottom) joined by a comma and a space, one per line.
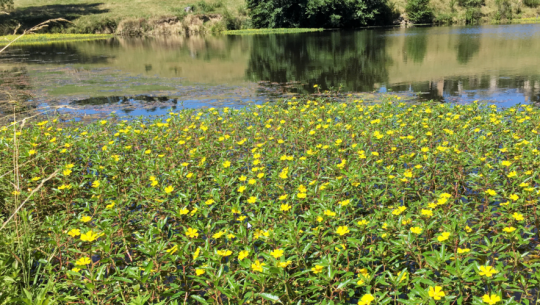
406, 0, 434, 23
465, 7, 483, 23
523, 0, 540, 8
495, 0, 513, 19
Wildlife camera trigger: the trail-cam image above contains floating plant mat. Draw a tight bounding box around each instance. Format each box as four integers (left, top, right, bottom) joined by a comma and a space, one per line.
2, 96, 540, 303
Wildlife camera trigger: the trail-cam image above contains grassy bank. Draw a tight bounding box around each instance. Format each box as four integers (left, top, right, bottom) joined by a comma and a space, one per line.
0, 0, 247, 35
2, 0, 540, 35
0, 33, 112, 46
1, 96, 540, 303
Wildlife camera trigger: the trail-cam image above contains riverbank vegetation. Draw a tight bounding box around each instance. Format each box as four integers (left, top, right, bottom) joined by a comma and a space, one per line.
1, 0, 540, 35
1, 96, 540, 303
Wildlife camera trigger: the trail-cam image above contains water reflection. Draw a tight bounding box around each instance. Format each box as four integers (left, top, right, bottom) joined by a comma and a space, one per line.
247, 31, 391, 93
1, 24, 540, 107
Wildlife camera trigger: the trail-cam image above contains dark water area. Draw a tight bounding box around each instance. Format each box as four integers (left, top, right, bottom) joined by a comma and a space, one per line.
1, 23, 540, 117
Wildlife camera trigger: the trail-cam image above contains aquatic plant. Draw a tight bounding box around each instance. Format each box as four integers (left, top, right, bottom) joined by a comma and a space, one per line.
1, 96, 540, 303
0, 33, 113, 46
223, 28, 323, 35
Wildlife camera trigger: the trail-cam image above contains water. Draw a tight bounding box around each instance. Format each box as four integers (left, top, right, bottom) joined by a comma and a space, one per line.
1, 23, 540, 116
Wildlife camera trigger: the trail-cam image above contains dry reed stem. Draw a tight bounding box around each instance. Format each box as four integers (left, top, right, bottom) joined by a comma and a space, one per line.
0, 18, 70, 54
0, 169, 60, 231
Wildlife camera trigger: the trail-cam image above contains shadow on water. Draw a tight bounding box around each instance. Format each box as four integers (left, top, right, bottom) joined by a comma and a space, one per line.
72, 95, 176, 106
0, 42, 112, 65
0, 3, 110, 35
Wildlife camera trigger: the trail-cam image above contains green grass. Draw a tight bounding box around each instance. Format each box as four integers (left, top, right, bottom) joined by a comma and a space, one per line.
2, 96, 540, 303
0, 33, 112, 46
223, 28, 324, 35
1, 0, 247, 34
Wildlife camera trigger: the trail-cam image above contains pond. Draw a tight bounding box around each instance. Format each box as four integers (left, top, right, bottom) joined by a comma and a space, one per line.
1, 23, 540, 116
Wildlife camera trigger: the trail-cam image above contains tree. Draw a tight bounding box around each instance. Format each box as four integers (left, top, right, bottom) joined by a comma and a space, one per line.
247, 0, 393, 28
406, 0, 434, 23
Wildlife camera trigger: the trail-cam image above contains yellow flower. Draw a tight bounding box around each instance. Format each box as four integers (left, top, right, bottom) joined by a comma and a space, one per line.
482, 294, 501, 305
457, 248, 470, 253
238, 250, 249, 261
217, 250, 232, 257
357, 219, 369, 226
503, 226, 516, 233
213, 231, 226, 239
410, 227, 423, 234
336, 226, 350, 236
278, 261, 292, 268
205, 199, 215, 205
324, 210, 336, 217
297, 193, 307, 199
68, 229, 81, 237
75, 257, 91, 266
279, 194, 288, 200
238, 186, 246, 193
251, 260, 265, 272
72, 267, 81, 272
270, 249, 284, 259
311, 265, 324, 274
421, 209, 433, 217
485, 189, 497, 196
428, 286, 446, 300
479, 265, 498, 277
91, 180, 100, 188
80, 230, 103, 242
165, 185, 174, 194
195, 269, 205, 276
106, 202, 115, 209
512, 212, 524, 221
186, 228, 199, 238
63, 169, 72, 176
465, 226, 472, 233
28, 149, 37, 155
80, 216, 92, 223
193, 248, 201, 260
280, 204, 291, 211
437, 232, 451, 242
247, 196, 257, 204
223, 161, 231, 168
358, 294, 375, 305
392, 206, 407, 215
508, 194, 519, 201
501, 160, 512, 167
339, 199, 350, 206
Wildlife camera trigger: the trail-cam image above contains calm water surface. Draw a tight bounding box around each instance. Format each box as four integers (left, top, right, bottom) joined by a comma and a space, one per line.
1, 23, 540, 115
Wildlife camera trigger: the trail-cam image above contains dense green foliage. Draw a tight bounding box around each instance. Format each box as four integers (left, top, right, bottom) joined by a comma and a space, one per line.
2, 97, 540, 304
246, 0, 393, 28
523, 0, 540, 7
405, 0, 434, 23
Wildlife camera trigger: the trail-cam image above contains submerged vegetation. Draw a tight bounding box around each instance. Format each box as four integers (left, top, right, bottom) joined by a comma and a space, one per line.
2, 96, 540, 303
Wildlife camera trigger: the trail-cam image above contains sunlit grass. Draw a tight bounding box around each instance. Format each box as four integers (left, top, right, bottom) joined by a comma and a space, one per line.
0, 33, 113, 46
